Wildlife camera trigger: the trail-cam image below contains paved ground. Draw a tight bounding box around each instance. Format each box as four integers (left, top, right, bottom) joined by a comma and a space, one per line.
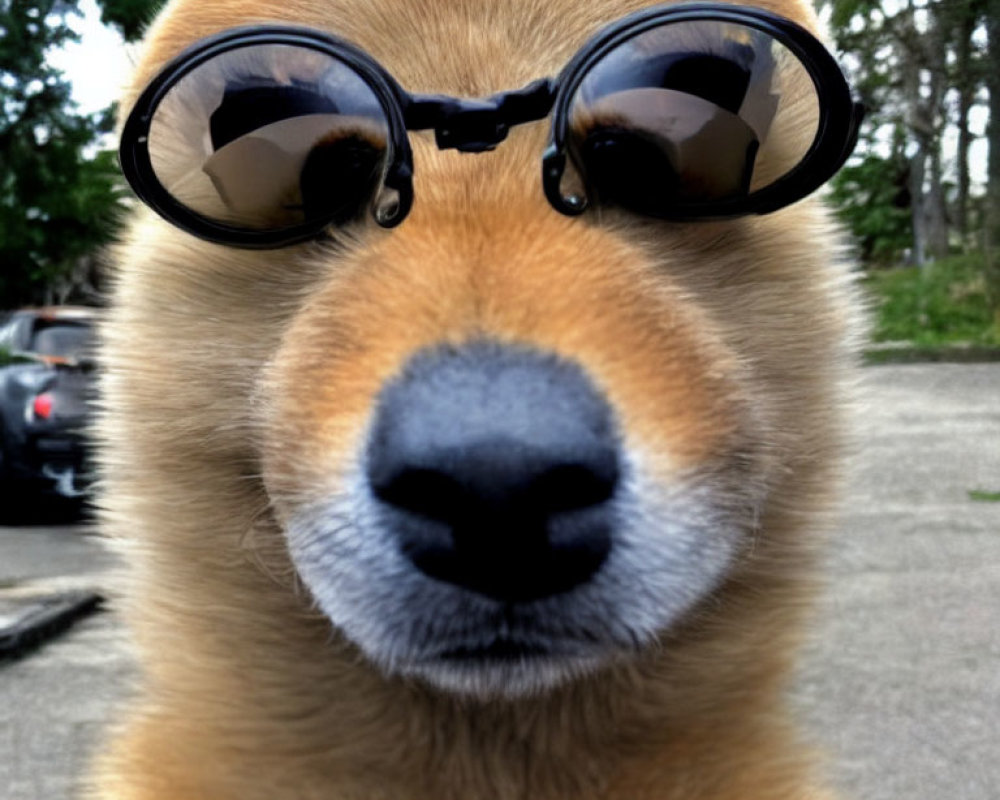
796, 363, 1000, 800
0, 363, 997, 799
0, 523, 131, 800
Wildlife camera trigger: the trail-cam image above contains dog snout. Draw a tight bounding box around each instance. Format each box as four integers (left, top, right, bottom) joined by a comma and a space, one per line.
365, 341, 620, 602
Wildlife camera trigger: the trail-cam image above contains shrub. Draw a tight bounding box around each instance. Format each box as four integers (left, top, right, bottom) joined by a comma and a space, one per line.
863, 254, 1000, 347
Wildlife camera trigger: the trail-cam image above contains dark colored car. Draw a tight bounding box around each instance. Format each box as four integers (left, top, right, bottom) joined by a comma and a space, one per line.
0, 307, 97, 509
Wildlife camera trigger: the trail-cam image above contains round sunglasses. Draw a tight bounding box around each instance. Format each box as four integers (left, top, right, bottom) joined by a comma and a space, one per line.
119, 2, 864, 248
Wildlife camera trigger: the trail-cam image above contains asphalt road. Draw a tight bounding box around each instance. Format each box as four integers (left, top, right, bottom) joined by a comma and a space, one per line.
1, 363, 998, 800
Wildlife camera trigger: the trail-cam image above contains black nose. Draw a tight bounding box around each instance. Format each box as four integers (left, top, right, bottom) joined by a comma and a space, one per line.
366, 341, 619, 602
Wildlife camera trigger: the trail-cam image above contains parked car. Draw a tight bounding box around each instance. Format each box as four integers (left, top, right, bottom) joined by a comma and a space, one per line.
0, 307, 97, 509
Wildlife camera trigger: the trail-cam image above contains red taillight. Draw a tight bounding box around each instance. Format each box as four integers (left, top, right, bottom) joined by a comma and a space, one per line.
33, 393, 54, 420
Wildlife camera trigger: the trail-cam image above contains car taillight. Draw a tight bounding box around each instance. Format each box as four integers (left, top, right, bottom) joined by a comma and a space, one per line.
33, 392, 54, 420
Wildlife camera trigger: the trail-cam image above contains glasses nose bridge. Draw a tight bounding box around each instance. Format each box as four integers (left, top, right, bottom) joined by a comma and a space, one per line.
402, 78, 557, 154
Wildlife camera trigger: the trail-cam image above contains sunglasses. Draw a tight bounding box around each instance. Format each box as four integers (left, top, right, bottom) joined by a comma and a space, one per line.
119, 2, 864, 249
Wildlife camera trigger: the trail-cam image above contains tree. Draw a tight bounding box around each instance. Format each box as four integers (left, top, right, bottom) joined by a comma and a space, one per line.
950, 0, 985, 244
98, 0, 163, 41
0, 0, 161, 307
829, 140, 912, 264
825, 0, 988, 267
986, 0, 1000, 239
984, 0, 1000, 321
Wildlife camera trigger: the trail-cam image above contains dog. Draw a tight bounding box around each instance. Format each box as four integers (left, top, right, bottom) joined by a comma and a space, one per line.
92, 0, 863, 797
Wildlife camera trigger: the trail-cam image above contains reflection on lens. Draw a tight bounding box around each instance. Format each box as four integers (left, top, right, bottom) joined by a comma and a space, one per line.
568, 20, 819, 213
148, 43, 390, 230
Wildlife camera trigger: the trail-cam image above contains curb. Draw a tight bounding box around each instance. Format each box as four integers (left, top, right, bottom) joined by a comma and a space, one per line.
864, 346, 1000, 365
0, 591, 104, 660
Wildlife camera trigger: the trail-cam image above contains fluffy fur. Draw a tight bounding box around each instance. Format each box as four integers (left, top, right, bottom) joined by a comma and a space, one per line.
91, 0, 862, 798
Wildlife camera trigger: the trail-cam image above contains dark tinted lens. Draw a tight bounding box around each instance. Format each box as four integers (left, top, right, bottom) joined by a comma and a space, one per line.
147, 43, 390, 231
567, 19, 819, 212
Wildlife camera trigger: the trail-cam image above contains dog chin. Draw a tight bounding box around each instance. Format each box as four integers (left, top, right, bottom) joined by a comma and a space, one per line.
395, 651, 609, 698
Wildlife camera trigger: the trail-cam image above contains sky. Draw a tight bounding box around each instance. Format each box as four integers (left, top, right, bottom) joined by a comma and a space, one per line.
47, 0, 133, 116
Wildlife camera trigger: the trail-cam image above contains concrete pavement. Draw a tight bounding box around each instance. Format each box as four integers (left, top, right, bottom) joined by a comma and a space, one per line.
1, 363, 998, 799
796, 364, 1000, 800
0, 524, 132, 799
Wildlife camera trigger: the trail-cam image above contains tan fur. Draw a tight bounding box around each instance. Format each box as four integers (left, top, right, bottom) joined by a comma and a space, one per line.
91, 0, 861, 797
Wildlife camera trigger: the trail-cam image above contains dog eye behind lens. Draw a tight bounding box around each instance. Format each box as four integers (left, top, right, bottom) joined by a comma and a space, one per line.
575, 126, 679, 214
565, 19, 820, 217
299, 130, 385, 224
572, 96, 760, 211
146, 43, 391, 232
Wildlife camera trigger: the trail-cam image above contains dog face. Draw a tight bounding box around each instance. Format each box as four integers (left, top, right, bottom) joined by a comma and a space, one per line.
268, 290, 757, 697
110, 0, 858, 702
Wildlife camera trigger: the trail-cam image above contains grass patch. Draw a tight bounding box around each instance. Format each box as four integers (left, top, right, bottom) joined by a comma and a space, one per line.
969, 490, 1000, 503
863, 254, 1000, 348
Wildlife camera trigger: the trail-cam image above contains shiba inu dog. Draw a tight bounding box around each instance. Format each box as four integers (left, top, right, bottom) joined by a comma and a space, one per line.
93, 0, 863, 797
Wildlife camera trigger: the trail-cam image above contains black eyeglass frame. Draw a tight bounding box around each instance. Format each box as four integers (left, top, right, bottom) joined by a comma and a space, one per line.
119, 2, 864, 249
119, 26, 419, 248
543, 3, 864, 218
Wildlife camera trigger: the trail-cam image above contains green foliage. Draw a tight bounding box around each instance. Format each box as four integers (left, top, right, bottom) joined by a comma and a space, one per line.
0, 346, 35, 366
863, 254, 1000, 346
98, 0, 164, 41
822, 0, 993, 266
0, 0, 160, 308
0, 1, 124, 305
969, 490, 1000, 502
829, 151, 912, 264
827, 0, 883, 30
